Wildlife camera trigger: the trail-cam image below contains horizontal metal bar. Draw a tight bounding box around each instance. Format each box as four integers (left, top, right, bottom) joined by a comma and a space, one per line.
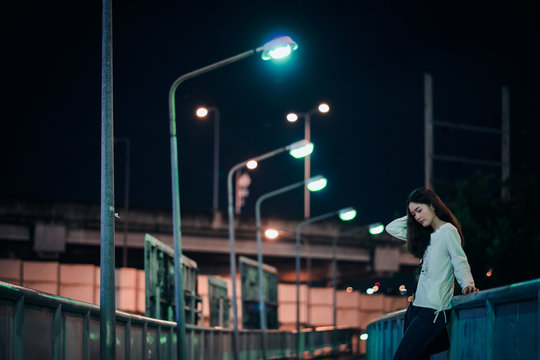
433, 154, 501, 167
434, 120, 502, 134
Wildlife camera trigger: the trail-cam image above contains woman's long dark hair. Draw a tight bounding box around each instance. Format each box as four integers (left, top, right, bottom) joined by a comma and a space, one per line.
406, 187, 464, 259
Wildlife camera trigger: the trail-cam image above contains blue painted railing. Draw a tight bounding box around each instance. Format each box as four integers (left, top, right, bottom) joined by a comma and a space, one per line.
0, 281, 359, 359
366, 278, 540, 360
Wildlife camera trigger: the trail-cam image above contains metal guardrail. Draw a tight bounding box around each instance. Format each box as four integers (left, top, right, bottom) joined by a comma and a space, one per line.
0, 281, 358, 359
366, 278, 540, 360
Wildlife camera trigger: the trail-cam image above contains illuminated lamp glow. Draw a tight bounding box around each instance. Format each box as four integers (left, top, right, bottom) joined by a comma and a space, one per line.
318, 103, 330, 113
268, 45, 292, 59
366, 288, 374, 295
338, 207, 357, 221
264, 229, 279, 239
287, 113, 298, 122
260, 36, 298, 61
368, 223, 385, 235
346, 286, 353, 293
195, 107, 208, 118
306, 175, 327, 192
289, 142, 314, 159
246, 160, 258, 169
360, 333, 369, 341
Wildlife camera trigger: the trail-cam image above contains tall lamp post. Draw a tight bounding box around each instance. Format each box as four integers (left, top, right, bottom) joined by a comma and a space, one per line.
255, 175, 328, 360
227, 139, 313, 358
287, 103, 330, 219
195, 106, 220, 213
295, 206, 356, 359
330, 222, 384, 354
168, 36, 298, 360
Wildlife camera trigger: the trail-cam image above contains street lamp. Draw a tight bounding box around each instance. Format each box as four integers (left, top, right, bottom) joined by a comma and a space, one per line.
227, 139, 311, 357
295, 207, 355, 358
195, 106, 221, 214
168, 35, 298, 360
330, 222, 384, 355
254, 175, 328, 360
286, 103, 330, 219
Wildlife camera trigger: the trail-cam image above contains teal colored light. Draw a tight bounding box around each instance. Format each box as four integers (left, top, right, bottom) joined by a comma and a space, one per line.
306, 176, 327, 192
260, 36, 298, 61
360, 333, 368, 341
289, 142, 314, 159
268, 45, 292, 59
339, 208, 357, 221
368, 223, 385, 235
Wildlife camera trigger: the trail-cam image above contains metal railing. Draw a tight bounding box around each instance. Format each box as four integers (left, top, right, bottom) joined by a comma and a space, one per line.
0, 281, 358, 359
366, 278, 540, 360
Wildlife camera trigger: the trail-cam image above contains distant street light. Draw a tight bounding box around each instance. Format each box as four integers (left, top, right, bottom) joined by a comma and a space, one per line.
368, 222, 385, 235
195, 106, 221, 213
264, 228, 279, 239
168, 35, 298, 360
286, 103, 330, 219
246, 160, 258, 169
295, 207, 355, 358
227, 138, 311, 357
254, 175, 327, 360
338, 207, 357, 221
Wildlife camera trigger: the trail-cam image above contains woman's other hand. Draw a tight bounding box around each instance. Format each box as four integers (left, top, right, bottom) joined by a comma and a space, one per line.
462, 285, 479, 294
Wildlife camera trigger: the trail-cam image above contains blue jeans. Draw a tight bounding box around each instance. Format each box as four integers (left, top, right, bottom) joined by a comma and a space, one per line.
393, 305, 451, 360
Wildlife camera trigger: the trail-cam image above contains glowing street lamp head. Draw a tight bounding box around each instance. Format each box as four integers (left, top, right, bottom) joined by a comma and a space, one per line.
260, 36, 298, 61
318, 103, 330, 113
287, 113, 299, 122
246, 160, 258, 170
338, 207, 357, 221
196, 107, 209, 118
368, 222, 385, 235
306, 175, 327, 192
288, 139, 314, 159
264, 229, 279, 240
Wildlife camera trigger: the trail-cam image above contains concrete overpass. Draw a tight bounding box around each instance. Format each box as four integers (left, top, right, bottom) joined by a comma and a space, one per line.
0, 198, 418, 288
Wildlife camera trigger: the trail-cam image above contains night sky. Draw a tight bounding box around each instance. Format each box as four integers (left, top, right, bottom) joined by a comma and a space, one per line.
4, 1, 539, 225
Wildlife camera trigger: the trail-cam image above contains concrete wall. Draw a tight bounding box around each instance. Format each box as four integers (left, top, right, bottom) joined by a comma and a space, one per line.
0, 259, 146, 314
0, 259, 408, 332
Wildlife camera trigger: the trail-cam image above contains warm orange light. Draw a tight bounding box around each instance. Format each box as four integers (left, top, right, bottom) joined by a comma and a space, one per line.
372, 285, 379, 292
264, 229, 279, 239
196, 107, 209, 118
318, 103, 330, 113
486, 268, 493, 277
346, 287, 353, 293
286, 113, 298, 122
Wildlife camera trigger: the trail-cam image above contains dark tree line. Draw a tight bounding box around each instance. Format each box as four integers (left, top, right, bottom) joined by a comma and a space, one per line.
437, 172, 540, 291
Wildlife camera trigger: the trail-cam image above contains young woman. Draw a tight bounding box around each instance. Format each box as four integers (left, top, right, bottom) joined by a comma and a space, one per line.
386, 187, 478, 360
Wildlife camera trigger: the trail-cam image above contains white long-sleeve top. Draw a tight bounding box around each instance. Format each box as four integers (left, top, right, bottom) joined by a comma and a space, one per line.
386, 215, 475, 314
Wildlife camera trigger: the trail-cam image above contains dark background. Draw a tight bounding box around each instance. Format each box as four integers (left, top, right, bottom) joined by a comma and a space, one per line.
3, 0, 539, 227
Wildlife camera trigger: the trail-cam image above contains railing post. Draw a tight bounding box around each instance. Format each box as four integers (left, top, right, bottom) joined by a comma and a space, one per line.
14, 296, 24, 360
485, 300, 495, 360
53, 304, 62, 360
83, 311, 89, 360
